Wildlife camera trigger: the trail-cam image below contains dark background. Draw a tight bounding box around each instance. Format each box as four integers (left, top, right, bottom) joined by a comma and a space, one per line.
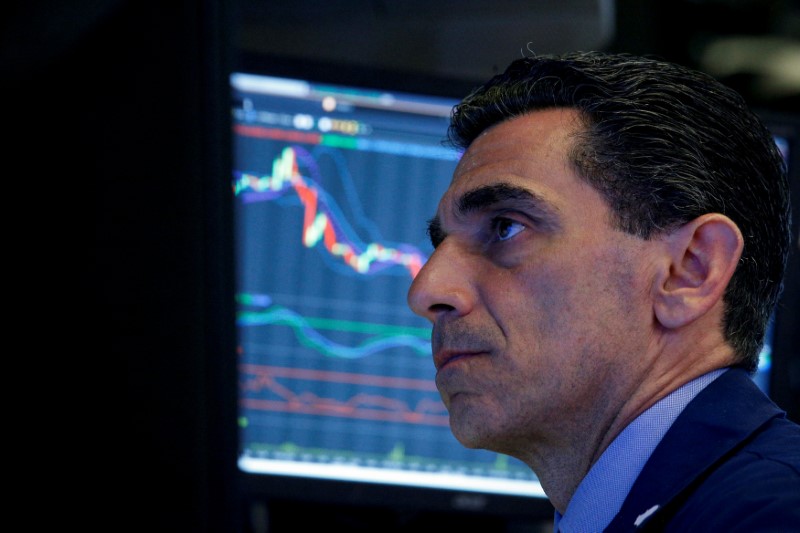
5, 1, 795, 531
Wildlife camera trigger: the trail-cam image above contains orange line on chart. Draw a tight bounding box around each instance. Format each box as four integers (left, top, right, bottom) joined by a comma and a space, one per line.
240, 364, 448, 426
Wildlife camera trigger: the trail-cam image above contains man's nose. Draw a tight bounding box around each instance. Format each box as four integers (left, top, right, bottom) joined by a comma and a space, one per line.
407, 240, 474, 323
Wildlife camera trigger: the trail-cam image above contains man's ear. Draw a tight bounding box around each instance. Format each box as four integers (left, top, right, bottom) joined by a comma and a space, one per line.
653, 213, 744, 330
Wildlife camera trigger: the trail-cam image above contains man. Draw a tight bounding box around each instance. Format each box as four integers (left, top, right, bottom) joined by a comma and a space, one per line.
407, 51, 799, 531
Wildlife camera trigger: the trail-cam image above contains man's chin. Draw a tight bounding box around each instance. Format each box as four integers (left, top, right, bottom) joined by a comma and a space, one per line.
449, 416, 492, 450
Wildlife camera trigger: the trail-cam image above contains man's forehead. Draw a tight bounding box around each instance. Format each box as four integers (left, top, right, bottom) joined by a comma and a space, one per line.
450, 110, 581, 176
435, 110, 591, 226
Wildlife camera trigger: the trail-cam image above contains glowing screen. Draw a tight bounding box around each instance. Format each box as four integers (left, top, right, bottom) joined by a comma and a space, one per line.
231, 71, 545, 497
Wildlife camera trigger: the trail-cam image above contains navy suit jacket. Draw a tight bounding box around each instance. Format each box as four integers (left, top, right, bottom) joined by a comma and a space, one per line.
605, 368, 800, 532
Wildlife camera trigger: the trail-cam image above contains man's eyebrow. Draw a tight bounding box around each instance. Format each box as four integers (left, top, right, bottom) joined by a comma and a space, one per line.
426, 183, 558, 248
456, 182, 557, 221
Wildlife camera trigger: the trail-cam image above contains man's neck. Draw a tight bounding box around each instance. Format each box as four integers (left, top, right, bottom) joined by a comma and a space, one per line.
533, 338, 735, 513
553, 368, 728, 531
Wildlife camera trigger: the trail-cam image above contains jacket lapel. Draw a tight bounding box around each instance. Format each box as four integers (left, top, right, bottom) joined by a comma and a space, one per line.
605, 368, 785, 531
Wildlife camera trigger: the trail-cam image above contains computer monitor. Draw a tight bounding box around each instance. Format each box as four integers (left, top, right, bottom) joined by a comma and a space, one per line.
229, 53, 800, 530
230, 55, 555, 529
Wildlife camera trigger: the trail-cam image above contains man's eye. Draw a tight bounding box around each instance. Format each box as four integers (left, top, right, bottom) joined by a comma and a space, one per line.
491, 217, 525, 241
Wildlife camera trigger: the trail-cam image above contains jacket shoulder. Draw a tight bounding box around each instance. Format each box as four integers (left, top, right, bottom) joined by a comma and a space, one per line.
659, 415, 800, 531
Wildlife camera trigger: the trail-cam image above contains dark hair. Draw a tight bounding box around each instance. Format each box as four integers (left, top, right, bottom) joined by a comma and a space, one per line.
449, 51, 791, 372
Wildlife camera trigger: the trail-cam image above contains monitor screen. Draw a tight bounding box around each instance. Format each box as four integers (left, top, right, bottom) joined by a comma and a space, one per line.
761, 115, 800, 425
230, 61, 548, 513
752, 131, 791, 394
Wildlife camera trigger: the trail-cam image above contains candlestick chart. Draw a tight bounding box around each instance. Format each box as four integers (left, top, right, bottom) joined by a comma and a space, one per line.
234, 144, 427, 278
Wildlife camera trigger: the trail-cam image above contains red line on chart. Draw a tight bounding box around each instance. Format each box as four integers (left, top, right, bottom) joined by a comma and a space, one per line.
234, 124, 321, 145
240, 364, 438, 391
241, 397, 449, 426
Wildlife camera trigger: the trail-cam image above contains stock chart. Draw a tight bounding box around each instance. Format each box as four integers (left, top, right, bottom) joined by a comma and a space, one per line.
232, 78, 540, 494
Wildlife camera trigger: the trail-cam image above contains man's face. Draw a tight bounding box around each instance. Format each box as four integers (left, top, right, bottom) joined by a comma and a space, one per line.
407, 109, 660, 461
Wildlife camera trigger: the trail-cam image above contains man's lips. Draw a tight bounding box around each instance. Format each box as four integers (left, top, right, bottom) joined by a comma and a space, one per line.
431, 322, 496, 371
433, 350, 486, 371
